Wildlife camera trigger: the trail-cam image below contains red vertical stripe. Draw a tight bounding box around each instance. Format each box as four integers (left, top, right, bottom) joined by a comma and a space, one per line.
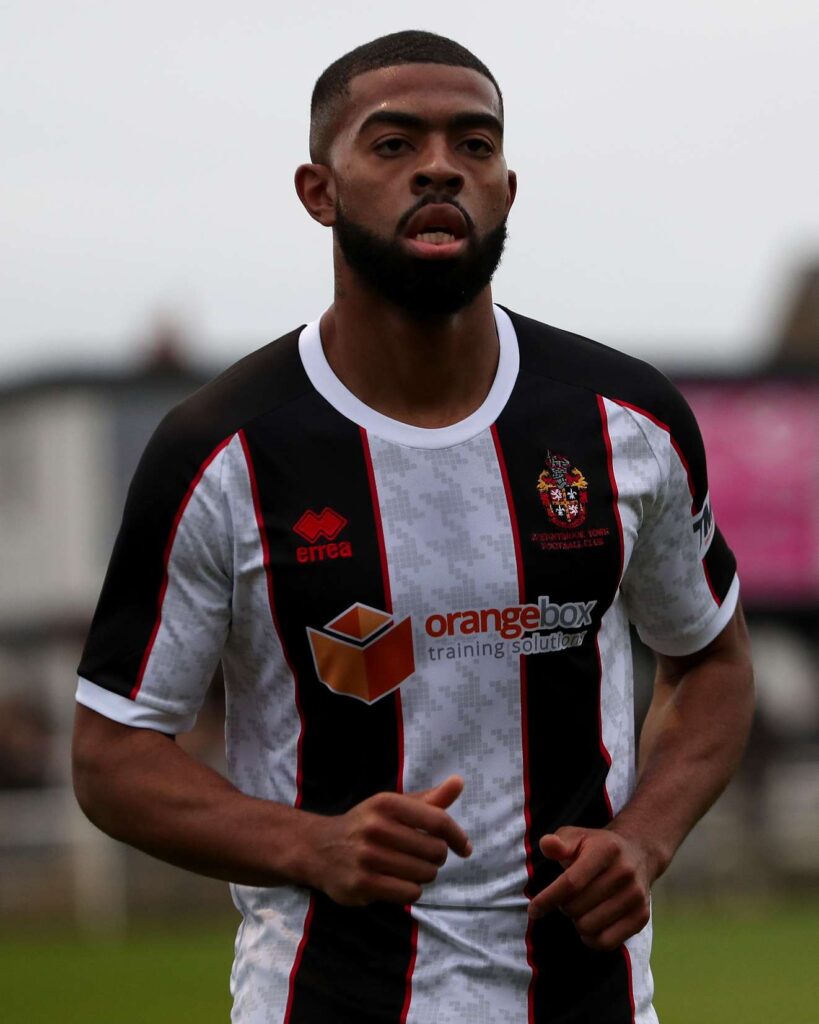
362, 423, 405, 790
241, 429, 318, 1024
598, 397, 637, 1023
360, 426, 417, 1019
596, 395, 621, 816
131, 433, 233, 699
283, 895, 316, 1024
598, 396, 625, 585
703, 560, 722, 607
594, 638, 614, 819
491, 424, 537, 1024
359, 427, 404, 790
622, 943, 637, 1024
359, 427, 392, 613
399, 917, 419, 1024
238, 429, 306, 807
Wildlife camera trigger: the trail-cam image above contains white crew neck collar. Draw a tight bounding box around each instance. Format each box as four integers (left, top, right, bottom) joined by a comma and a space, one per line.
297, 304, 519, 450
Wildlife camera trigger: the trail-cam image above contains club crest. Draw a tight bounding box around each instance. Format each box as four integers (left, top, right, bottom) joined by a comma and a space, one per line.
537, 451, 589, 529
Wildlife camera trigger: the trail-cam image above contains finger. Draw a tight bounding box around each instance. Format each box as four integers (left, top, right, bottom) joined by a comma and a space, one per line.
412, 775, 465, 810
538, 827, 586, 866
392, 796, 472, 857
357, 876, 424, 907
361, 846, 442, 886
579, 905, 651, 952
529, 843, 615, 919
560, 868, 632, 920
573, 887, 647, 938
370, 822, 450, 866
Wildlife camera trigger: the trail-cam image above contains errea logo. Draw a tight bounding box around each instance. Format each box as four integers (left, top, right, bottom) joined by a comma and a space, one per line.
293, 507, 353, 564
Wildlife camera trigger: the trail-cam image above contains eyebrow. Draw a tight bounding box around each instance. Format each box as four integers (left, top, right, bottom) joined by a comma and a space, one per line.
358, 110, 503, 137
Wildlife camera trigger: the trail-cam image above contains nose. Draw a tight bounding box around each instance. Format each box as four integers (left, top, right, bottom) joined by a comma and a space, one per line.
411, 140, 464, 196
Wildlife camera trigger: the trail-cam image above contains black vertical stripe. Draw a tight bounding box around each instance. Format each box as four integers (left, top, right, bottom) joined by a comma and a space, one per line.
704, 526, 735, 603
495, 370, 633, 1024
243, 395, 412, 1023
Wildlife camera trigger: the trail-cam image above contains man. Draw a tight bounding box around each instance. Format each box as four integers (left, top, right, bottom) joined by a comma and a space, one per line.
72, 30, 754, 1024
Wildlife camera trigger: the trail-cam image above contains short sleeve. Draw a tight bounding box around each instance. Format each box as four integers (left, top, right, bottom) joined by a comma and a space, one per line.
76, 414, 235, 734
620, 387, 739, 657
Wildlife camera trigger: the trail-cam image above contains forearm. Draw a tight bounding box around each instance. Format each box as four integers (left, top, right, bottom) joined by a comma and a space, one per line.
610, 609, 754, 880
72, 704, 471, 905
72, 705, 320, 887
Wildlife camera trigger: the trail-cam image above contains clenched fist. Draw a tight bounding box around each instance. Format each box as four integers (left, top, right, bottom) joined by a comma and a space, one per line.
302, 775, 471, 907
529, 826, 653, 951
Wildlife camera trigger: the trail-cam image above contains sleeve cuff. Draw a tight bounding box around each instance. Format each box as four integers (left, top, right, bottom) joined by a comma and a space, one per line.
75, 677, 198, 734
636, 574, 740, 657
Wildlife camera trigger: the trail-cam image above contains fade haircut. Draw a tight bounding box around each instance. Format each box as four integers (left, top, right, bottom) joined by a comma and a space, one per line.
309, 30, 503, 163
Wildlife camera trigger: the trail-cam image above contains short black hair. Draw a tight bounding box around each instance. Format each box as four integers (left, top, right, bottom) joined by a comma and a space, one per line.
309, 30, 503, 163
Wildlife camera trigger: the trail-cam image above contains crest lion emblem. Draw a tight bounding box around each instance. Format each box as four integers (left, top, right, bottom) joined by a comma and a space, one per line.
537, 451, 589, 529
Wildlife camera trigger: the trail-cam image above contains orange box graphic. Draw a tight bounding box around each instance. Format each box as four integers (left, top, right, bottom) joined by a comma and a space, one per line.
307, 603, 415, 704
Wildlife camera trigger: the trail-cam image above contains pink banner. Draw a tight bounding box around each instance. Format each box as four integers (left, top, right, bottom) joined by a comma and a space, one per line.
679, 381, 819, 604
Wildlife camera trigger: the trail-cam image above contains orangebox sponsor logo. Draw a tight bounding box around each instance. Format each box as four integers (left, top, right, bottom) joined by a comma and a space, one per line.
307, 603, 415, 704
425, 597, 596, 641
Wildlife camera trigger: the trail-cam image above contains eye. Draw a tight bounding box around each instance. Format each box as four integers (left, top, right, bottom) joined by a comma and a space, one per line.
374, 137, 412, 156
461, 137, 494, 156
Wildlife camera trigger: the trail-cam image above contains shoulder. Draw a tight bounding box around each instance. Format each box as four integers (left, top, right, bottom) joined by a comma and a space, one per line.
503, 306, 699, 447
163, 325, 311, 448
130, 325, 313, 494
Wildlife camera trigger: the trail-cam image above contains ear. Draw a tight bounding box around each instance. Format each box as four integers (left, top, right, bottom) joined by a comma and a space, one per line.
294, 163, 337, 226
505, 169, 518, 215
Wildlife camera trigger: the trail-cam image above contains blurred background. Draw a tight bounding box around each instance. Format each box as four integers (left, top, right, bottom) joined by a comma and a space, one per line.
2, 2, 818, 1022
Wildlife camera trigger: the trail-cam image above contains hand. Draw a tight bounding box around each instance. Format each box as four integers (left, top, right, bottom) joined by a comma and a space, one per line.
528, 825, 653, 951
303, 775, 471, 907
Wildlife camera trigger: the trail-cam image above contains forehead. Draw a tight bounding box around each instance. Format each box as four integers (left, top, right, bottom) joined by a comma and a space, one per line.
339, 63, 502, 134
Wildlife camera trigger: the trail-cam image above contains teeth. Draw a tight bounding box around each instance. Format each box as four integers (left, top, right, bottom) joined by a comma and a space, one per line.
416, 231, 456, 244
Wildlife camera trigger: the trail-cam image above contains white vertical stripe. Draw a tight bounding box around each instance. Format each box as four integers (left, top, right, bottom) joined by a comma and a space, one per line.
597, 598, 636, 818
229, 886, 312, 1024
223, 433, 301, 806
407, 906, 531, 1024
598, 596, 658, 1019
137, 440, 233, 719
626, 921, 660, 1024
221, 434, 308, 1024
602, 398, 662, 1022
367, 430, 531, 1020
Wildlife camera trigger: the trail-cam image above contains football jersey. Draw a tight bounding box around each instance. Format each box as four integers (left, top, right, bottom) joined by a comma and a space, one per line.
77, 306, 738, 1024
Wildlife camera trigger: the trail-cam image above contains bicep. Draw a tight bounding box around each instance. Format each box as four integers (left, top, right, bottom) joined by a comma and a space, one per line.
639, 603, 754, 768
72, 704, 176, 810
654, 601, 752, 687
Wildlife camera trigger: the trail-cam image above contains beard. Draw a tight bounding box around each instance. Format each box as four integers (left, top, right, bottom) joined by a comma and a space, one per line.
333, 198, 508, 320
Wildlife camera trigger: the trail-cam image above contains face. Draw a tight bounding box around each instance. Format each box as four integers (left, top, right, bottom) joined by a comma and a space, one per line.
305, 64, 516, 318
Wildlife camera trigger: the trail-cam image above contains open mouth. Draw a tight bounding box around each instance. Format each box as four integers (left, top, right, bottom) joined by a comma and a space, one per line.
414, 230, 459, 245
402, 203, 469, 255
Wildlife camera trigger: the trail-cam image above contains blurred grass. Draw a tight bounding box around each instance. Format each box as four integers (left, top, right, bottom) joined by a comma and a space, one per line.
651, 902, 819, 1024
0, 921, 234, 1024
1, 903, 818, 1022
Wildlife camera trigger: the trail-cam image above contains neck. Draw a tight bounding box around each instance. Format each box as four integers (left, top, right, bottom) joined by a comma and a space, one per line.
319, 271, 500, 429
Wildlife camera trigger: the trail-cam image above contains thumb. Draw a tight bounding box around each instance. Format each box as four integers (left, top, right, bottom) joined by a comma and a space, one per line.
412, 775, 465, 810
539, 828, 584, 867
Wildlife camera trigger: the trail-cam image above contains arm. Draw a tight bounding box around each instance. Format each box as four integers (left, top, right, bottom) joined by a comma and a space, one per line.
529, 602, 754, 948
72, 704, 471, 904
